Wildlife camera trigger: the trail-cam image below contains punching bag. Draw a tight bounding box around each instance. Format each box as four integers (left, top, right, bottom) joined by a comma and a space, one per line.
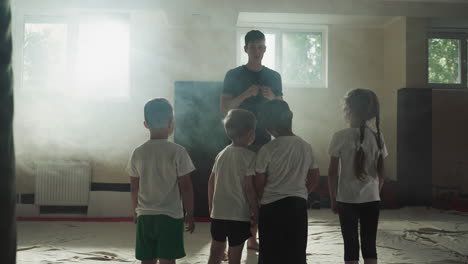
0, 0, 16, 262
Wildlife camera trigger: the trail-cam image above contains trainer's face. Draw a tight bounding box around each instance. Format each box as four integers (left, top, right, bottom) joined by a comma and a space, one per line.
244, 40, 266, 64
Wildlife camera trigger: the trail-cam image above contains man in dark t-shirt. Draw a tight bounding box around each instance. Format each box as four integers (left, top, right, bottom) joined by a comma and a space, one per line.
219, 30, 283, 253
221, 30, 283, 148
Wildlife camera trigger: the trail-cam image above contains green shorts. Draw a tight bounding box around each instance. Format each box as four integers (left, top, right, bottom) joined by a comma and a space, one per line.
136, 215, 185, 261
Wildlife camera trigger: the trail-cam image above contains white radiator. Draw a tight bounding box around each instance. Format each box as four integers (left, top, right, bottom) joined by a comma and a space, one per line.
34, 161, 91, 206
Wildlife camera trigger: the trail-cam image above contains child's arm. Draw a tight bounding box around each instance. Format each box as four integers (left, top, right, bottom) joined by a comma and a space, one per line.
254, 172, 267, 200
306, 168, 320, 194
178, 174, 195, 233
244, 175, 259, 225
130, 177, 139, 223
207, 172, 215, 215
328, 157, 339, 214
378, 173, 385, 192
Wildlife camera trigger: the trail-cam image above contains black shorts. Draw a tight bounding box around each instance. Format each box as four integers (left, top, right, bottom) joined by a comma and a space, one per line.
210, 219, 252, 247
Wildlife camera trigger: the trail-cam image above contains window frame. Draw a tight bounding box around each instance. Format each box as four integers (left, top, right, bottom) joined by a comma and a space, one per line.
237, 25, 328, 89
427, 32, 468, 89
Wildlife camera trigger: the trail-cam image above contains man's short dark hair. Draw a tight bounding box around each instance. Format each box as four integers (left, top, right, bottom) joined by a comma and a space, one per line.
245, 30, 265, 46
259, 100, 293, 133
144, 98, 173, 129
224, 109, 256, 140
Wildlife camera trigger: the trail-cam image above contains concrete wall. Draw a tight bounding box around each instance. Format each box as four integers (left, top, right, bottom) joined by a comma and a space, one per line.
12, 0, 468, 19
381, 17, 406, 180
11, 0, 468, 194
406, 17, 429, 89
14, 11, 236, 192
13, 11, 386, 192
289, 26, 383, 172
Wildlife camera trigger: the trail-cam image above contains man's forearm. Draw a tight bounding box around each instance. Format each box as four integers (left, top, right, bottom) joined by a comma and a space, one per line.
221, 94, 247, 116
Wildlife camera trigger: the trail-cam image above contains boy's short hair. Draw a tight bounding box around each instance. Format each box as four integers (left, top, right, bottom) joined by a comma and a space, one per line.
223, 109, 257, 141
259, 100, 293, 133
245, 30, 265, 46
144, 98, 173, 129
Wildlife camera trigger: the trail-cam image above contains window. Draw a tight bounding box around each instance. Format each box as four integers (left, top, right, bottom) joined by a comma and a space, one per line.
76, 15, 130, 98
23, 19, 68, 92
237, 27, 328, 88
22, 13, 130, 99
282, 32, 324, 86
428, 33, 468, 88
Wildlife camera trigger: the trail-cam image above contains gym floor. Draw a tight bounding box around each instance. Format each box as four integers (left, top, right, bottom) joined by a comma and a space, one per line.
16, 207, 468, 264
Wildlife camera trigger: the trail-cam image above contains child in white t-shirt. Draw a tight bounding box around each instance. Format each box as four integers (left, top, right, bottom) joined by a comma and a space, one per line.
127, 98, 195, 264
255, 99, 320, 264
328, 89, 388, 264
207, 109, 259, 264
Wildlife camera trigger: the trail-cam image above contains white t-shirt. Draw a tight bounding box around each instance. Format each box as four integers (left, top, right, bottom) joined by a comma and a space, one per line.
328, 127, 388, 203
211, 145, 256, 222
127, 139, 195, 218
256, 136, 318, 205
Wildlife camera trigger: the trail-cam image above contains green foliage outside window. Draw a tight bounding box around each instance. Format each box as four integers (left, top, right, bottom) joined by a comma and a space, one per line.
282, 32, 322, 85
23, 23, 67, 89
428, 38, 460, 84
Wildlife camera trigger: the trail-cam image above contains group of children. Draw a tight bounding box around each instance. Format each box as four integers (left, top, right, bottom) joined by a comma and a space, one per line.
127, 88, 387, 264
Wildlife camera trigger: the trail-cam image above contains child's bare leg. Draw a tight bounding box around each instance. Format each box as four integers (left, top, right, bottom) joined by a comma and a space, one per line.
141, 260, 158, 264
364, 259, 377, 264
223, 242, 228, 261
208, 240, 227, 264
247, 225, 259, 250
228, 242, 246, 264
158, 259, 175, 264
